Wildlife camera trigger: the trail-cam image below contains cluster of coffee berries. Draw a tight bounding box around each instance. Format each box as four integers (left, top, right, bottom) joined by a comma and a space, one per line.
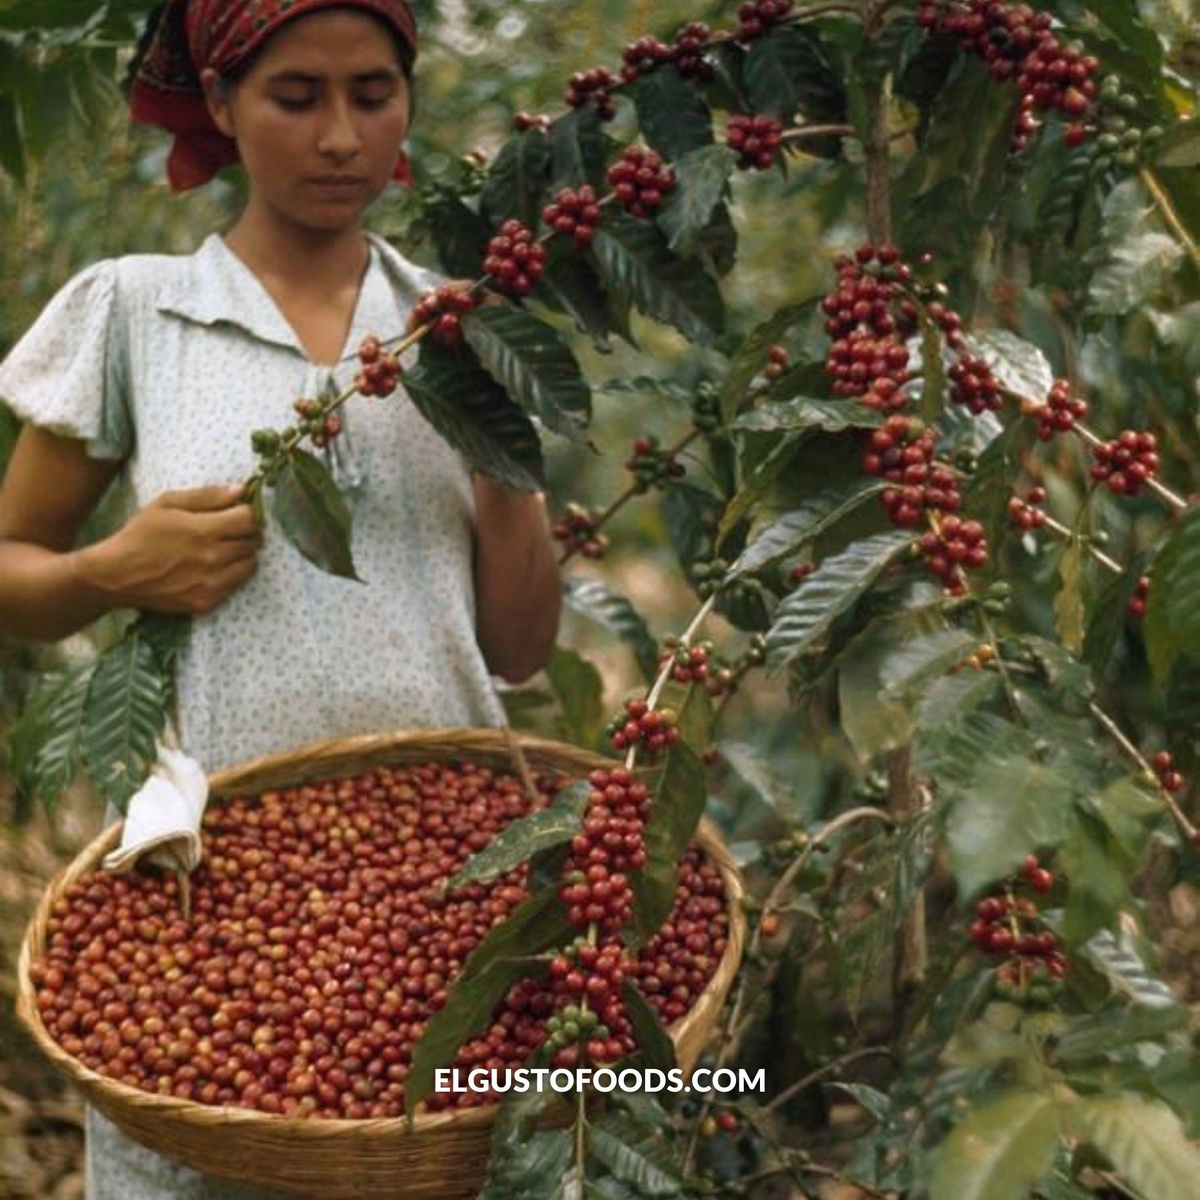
564, 67, 619, 120
541, 989, 628, 1067
352, 335, 402, 398
513, 111, 552, 133
699, 1111, 743, 1138
620, 35, 674, 81
409, 284, 483, 347
483, 220, 547, 299
607, 698, 681, 754
1152, 751, 1184, 794
607, 147, 676, 218
542, 186, 602, 249
763, 344, 789, 380
788, 561, 814, 588
1031, 379, 1088, 441
948, 354, 1002, 414
626, 435, 686, 492
629, 846, 729, 1024
862, 415, 938, 508
551, 503, 609, 559
1008, 485, 1048, 532
736, 0, 794, 42
33, 763, 550, 1118
1087, 76, 1161, 174
971, 861, 1067, 1005
1018, 853, 1054, 894
673, 23, 714, 81
726, 114, 785, 172
919, 516, 988, 595
659, 637, 712, 684
957, 642, 998, 672
292, 398, 344, 450
437, 833, 728, 1105
1089, 430, 1160, 497
822, 245, 916, 401
1127, 574, 1150, 619
917, 1, 1098, 151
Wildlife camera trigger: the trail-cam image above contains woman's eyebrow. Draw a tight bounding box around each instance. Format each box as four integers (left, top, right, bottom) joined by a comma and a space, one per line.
264, 68, 402, 85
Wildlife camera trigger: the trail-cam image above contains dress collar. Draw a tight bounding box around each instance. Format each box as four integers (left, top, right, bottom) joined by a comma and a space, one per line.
155, 233, 425, 363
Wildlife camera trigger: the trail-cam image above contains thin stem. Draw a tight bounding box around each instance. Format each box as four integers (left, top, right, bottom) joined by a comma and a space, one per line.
1088, 701, 1197, 839
1140, 165, 1200, 274
781, 123, 855, 141
1038, 512, 1123, 574
1002, 387, 1189, 514
795, 1162, 895, 1200
622, 594, 719, 771
861, 0, 893, 244
762, 1045, 893, 1114
574, 1084, 587, 1184
558, 429, 703, 567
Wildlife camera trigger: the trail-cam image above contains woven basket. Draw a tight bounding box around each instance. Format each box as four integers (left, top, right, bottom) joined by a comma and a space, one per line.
18, 728, 746, 1200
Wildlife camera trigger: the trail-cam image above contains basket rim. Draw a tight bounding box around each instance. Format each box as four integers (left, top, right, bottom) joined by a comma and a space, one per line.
17, 727, 746, 1143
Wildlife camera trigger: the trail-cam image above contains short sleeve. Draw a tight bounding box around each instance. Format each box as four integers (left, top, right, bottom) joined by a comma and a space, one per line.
0, 260, 132, 461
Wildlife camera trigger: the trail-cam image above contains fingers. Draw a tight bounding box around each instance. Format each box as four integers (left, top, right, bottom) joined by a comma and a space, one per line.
190, 555, 259, 615
157, 484, 247, 513
193, 504, 263, 542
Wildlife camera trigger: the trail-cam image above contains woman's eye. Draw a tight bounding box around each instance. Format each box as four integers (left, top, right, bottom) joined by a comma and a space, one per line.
355, 91, 394, 110
273, 95, 314, 111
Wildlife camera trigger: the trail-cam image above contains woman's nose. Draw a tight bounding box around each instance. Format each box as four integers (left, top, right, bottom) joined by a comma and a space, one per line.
317, 96, 362, 159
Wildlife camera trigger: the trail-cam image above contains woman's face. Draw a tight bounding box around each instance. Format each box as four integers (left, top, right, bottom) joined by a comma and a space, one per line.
203, 9, 411, 235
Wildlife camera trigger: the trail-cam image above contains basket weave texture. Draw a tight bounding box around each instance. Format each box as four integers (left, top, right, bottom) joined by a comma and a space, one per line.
18, 728, 746, 1200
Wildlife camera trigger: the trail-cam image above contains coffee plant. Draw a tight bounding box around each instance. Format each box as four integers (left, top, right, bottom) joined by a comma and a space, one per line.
4, 1, 1200, 1199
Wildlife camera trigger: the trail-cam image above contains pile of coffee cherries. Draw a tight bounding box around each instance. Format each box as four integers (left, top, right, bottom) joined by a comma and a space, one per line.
31, 759, 727, 1119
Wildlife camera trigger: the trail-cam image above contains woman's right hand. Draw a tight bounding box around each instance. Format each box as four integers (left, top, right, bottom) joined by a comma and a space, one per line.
79, 485, 263, 616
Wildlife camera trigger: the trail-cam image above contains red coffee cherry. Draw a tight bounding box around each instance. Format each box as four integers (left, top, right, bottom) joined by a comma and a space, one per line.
483, 220, 547, 299
409, 285, 483, 348
606, 146, 676, 218
542, 186, 602, 249
564, 68, 619, 121
736, 0, 795, 42
551, 502, 609, 559
1127, 574, 1150, 619
1032, 379, 1089, 440
726, 114, 785, 171
1089, 430, 1160, 497
916, 0, 1099, 151
672, 22, 714, 81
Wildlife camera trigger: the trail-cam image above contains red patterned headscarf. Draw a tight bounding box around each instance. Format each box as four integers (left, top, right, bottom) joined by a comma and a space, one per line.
130, 0, 418, 191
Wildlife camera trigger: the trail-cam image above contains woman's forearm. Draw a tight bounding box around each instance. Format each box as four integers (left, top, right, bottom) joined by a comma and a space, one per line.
0, 537, 120, 642
472, 476, 561, 683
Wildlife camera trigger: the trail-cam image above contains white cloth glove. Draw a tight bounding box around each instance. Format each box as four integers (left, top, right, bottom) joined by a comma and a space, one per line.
102, 742, 208, 874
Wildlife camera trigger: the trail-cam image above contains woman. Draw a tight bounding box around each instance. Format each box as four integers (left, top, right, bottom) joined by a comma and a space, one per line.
0, 1, 561, 1195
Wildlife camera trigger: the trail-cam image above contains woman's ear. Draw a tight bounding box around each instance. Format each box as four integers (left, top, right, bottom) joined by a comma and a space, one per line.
199, 66, 236, 138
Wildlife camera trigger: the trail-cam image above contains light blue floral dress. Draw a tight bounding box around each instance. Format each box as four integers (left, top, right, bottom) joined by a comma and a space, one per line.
0, 233, 506, 1198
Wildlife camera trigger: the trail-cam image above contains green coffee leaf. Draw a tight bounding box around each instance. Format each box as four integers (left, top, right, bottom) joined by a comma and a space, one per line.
272, 449, 360, 581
